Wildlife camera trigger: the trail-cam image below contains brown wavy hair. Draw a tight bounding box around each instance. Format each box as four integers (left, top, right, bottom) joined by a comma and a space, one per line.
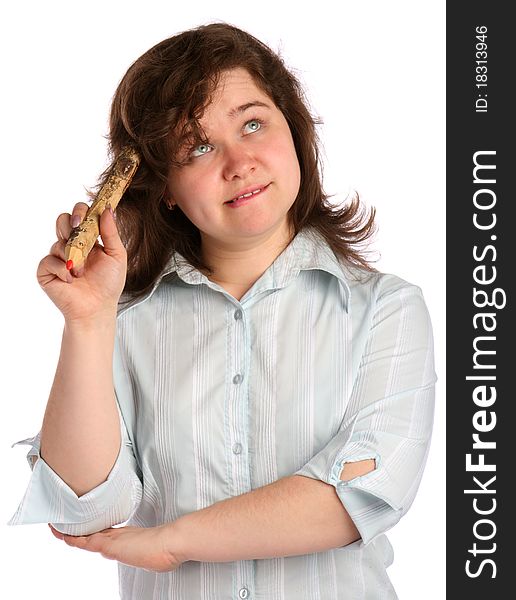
92, 22, 376, 301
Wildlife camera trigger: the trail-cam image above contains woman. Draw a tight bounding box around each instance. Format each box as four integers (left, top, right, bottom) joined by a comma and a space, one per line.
10, 22, 436, 599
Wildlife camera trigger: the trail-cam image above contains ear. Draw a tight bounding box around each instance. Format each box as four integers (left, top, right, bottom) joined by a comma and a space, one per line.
163, 184, 176, 209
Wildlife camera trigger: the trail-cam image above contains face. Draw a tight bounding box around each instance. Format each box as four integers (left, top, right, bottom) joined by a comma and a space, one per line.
166, 68, 301, 253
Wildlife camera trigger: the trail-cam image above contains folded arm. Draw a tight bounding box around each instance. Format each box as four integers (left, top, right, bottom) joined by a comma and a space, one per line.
171, 460, 375, 563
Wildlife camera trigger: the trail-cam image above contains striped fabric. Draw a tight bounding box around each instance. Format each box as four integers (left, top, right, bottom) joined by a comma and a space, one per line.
9, 226, 436, 599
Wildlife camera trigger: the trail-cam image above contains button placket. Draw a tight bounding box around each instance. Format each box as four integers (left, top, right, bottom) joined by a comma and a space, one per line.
227, 301, 251, 503
233, 308, 244, 385
229, 304, 253, 600
232, 309, 244, 460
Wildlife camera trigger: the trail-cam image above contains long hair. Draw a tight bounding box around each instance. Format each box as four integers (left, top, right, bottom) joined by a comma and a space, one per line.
91, 22, 376, 301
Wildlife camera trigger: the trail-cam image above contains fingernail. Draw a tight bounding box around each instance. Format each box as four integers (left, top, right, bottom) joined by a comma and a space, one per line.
71, 215, 81, 228
107, 203, 116, 220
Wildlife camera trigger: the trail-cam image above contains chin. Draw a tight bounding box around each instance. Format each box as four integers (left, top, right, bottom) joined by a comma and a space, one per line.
237, 217, 290, 239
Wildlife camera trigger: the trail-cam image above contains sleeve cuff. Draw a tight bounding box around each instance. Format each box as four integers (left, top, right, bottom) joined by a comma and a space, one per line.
294, 427, 406, 546
296, 455, 402, 546
7, 428, 142, 536
335, 477, 402, 546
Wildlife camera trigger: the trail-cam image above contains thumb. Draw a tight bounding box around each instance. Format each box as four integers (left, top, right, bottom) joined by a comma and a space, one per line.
98, 204, 125, 257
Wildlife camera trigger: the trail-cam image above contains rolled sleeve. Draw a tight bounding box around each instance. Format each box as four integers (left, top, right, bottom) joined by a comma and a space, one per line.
7, 413, 142, 536
295, 281, 436, 545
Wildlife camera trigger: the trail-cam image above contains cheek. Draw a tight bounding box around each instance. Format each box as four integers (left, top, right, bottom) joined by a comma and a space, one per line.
277, 143, 301, 196
169, 173, 204, 208
269, 133, 300, 177
170, 175, 219, 225
169, 169, 193, 193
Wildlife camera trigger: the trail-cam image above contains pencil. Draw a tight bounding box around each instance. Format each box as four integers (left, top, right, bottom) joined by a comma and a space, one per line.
64, 146, 141, 271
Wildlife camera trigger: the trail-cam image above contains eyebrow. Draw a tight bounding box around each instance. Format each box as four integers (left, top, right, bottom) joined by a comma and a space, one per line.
227, 101, 271, 119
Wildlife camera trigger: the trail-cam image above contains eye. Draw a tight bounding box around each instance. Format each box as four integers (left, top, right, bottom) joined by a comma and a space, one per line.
190, 143, 213, 158
243, 119, 263, 134
188, 119, 263, 158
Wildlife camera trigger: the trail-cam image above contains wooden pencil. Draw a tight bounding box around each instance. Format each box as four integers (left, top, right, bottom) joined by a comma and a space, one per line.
65, 146, 141, 270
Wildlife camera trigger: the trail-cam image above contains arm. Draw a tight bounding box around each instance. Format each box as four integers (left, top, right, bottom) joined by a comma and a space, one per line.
40, 316, 121, 496
170, 460, 375, 563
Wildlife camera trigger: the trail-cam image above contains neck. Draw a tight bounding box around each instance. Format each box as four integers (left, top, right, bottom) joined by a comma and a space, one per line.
201, 223, 295, 300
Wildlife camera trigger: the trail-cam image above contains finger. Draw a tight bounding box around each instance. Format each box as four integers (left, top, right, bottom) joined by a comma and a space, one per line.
63, 534, 88, 548
48, 524, 65, 540
70, 202, 90, 229
37, 254, 74, 285
64, 533, 105, 553
55, 213, 72, 241
49, 239, 66, 260
51, 230, 92, 278
48, 524, 90, 547
98, 204, 126, 259
48, 241, 85, 278
55, 202, 90, 240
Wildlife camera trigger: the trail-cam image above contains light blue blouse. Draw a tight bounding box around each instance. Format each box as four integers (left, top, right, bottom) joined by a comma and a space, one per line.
9, 226, 436, 599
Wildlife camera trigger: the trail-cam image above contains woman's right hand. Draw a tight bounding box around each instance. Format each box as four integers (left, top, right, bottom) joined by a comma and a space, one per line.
37, 202, 128, 324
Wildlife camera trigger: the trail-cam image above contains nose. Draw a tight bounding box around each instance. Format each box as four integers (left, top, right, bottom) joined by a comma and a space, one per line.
221, 143, 256, 180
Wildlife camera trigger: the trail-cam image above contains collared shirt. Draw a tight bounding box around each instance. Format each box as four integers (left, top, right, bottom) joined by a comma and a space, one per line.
9, 226, 436, 600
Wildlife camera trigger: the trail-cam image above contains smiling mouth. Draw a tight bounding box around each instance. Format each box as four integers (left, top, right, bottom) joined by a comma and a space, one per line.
225, 184, 270, 205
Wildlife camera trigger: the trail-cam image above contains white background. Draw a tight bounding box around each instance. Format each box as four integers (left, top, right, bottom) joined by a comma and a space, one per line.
0, 1, 445, 598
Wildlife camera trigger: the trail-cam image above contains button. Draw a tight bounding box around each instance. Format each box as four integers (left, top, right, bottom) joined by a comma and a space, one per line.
232, 443, 243, 455
233, 373, 243, 384
234, 309, 243, 320
238, 588, 249, 599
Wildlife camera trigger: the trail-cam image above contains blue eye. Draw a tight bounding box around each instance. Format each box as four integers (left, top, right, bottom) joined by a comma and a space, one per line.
190, 143, 213, 158
244, 119, 262, 134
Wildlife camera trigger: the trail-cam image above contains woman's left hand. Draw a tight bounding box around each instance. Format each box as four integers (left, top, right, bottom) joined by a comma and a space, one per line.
48, 523, 184, 572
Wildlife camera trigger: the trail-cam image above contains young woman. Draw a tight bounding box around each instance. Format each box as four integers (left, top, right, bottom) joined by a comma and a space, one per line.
10, 23, 436, 599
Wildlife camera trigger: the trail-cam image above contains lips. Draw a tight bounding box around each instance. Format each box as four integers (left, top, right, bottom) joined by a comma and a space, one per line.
225, 183, 270, 206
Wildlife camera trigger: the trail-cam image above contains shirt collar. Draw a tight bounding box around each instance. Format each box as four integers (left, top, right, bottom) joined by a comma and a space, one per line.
119, 226, 351, 313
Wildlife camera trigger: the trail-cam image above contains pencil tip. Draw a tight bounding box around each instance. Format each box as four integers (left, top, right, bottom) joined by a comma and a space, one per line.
66, 260, 74, 271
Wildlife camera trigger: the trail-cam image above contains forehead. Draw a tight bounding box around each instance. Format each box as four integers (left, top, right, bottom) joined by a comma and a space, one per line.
209, 68, 269, 106
197, 68, 274, 128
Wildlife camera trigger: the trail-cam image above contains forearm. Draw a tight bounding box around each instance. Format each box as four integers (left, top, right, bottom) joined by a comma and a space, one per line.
171, 474, 360, 563
40, 315, 121, 496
